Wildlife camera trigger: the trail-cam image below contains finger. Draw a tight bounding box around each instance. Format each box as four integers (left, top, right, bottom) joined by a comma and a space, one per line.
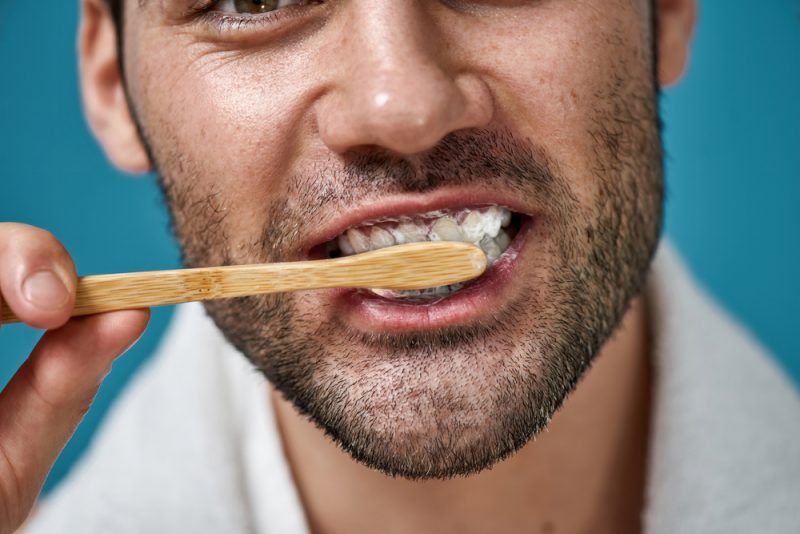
0, 223, 78, 330
0, 309, 149, 513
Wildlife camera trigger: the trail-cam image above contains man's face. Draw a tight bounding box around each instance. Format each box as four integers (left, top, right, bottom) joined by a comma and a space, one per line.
121, 0, 662, 478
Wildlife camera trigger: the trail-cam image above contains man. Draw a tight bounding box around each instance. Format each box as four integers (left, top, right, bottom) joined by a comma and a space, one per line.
0, 0, 797, 532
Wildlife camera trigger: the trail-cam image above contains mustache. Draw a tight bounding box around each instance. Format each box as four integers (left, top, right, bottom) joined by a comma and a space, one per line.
344, 128, 558, 196
284, 127, 567, 216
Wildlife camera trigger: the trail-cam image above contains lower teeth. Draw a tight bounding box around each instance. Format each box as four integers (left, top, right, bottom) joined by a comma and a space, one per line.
369, 283, 465, 301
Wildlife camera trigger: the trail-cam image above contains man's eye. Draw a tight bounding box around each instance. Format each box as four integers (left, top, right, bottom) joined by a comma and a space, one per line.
214, 0, 299, 15
196, 0, 323, 36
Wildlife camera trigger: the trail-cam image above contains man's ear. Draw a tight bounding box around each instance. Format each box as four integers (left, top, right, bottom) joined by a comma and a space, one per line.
79, 0, 150, 174
656, 0, 696, 87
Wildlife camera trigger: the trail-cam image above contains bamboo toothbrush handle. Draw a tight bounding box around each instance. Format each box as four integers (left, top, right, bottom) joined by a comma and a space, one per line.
0, 242, 486, 325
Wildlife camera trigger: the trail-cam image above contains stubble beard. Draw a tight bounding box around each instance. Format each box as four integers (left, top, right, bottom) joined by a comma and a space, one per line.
133, 47, 663, 479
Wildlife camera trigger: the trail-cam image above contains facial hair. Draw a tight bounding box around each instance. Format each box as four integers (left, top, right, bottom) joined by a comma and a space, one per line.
139, 52, 663, 479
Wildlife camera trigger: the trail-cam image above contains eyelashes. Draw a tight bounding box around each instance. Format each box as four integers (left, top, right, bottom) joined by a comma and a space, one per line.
190, 0, 322, 37
214, 0, 308, 15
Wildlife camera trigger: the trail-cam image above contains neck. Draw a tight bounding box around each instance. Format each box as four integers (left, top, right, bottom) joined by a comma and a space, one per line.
272, 297, 652, 534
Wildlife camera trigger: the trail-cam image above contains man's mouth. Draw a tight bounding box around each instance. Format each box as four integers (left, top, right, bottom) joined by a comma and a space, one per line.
322, 205, 524, 301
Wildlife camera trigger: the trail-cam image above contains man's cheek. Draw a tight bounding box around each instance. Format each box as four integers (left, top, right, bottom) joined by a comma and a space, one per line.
461, 10, 646, 213
147, 52, 301, 160
145, 81, 291, 219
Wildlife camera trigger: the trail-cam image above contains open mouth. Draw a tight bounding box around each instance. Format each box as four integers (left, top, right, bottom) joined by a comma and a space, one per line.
321, 205, 525, 302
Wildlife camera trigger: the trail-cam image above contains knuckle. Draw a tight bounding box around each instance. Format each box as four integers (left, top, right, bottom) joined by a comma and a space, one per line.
1, 224, 76, 282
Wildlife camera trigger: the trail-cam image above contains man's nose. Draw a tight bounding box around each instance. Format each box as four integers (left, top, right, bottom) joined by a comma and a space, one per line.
316, 4, 494, 156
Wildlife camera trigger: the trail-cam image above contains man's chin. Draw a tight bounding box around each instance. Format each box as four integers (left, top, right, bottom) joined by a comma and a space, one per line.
307, 372, 558, 480
275, 326, 565, 480
332, 425, 526, 480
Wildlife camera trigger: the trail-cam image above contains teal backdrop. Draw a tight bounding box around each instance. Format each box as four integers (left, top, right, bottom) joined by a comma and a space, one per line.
1, 2, 798, 493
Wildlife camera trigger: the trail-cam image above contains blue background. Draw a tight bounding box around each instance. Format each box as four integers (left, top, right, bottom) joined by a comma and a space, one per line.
1, 2, 798, 493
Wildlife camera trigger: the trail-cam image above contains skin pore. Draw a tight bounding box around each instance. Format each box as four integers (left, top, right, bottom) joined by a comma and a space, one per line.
80, 0, 694, 532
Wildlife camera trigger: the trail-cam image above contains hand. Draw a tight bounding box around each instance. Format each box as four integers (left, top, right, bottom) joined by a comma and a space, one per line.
0, 223, 149, 533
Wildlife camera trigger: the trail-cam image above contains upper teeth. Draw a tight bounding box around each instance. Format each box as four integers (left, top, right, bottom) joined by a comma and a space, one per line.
336, 206, 514, 265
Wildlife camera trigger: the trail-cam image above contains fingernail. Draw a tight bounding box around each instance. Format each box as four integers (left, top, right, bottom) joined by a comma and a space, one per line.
22, 270, 69, 310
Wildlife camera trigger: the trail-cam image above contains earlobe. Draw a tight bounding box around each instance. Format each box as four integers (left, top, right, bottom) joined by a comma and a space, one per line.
79, 0, 151, 174
656, 0, 696, 87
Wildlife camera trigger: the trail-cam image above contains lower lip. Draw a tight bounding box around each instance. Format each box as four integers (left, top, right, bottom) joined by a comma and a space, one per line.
330, 217, 533, 333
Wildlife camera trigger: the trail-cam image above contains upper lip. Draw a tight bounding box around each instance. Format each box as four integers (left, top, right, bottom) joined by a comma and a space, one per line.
302, 187, 534, 257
